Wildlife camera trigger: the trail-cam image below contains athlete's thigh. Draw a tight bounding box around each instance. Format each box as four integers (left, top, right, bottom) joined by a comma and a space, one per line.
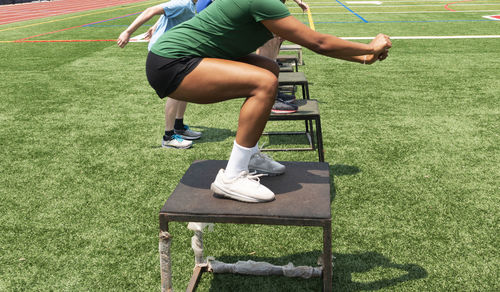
169, 57, 277, 104
236, 53, 279, 76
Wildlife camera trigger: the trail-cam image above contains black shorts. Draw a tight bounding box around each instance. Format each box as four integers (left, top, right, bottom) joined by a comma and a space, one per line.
145, 51, 203, 99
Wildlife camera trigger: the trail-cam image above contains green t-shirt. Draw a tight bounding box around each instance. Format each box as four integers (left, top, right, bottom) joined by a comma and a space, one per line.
150, 0, 290, 59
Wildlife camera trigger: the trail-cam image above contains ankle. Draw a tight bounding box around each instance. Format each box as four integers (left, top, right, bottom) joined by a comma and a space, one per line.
174, 118, 185, 131
164, 130, 175, 140
225, 141, 252, 178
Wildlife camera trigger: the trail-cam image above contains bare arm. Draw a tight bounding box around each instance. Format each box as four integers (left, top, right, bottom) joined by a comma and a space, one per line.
144, 17, 162, 41
292, 0, 309, 12
117, 5, 165, 48
262, 16, 391, 64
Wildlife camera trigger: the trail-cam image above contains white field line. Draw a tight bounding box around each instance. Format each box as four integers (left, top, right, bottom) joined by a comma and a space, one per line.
346, 1, 382, 4
335, 3, 500, 7
300, 1, 499, 3
340, 35, 500, 40
289, 4, 500, 9
375, 0, 497, 2
291, 10, 500, 14
381, 0, 499, 2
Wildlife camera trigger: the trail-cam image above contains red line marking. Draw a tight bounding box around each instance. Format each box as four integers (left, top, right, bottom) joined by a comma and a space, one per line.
444, 0, 473, 12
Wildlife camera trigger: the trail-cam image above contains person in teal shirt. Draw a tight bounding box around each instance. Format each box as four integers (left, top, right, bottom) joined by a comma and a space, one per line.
118, 0, 205, 149
146, 0, 392, 203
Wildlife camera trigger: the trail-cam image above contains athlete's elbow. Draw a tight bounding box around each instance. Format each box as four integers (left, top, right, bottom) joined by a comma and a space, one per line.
146, 5, 165, 16
309, 37, 329, 55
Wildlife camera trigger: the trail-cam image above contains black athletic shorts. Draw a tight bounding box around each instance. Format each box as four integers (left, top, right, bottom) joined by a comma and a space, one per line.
145, 51, 203, 99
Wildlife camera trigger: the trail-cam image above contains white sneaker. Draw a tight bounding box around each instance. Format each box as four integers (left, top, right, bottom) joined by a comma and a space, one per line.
210, 169, 275, 203
174, 125, 202, 140
161, 134, 192, 149
248, 151, 285, 176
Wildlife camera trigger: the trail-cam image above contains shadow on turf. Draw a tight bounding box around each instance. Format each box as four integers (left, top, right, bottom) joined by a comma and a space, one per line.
332, 251, 427, 291
188, 126, 235, 144
331, 164, 360, 176
204, 251, 426, 291
150, 126, 235, 148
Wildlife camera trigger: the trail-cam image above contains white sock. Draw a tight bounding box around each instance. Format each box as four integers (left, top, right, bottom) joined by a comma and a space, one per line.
250, 143, 259, 155
225, 141, 253, 179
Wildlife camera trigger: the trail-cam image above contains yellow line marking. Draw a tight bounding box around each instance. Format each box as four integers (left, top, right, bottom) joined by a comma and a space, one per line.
0, 1, 163, 33
307, 8, 315, 30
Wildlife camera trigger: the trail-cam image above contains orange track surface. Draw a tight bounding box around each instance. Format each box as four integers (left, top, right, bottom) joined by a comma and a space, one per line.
0, 0, 148, 25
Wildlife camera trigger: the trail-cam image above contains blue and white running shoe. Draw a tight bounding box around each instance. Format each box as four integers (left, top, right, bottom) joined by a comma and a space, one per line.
162, 134, 192, 149
174, 125, 202, 140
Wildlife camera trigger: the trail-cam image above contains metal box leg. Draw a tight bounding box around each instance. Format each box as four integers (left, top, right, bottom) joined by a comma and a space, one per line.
160, 230, 173, 292
322, 223, 332, 292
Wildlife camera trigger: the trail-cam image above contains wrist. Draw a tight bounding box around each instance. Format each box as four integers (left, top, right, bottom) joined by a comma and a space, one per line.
366, 44, 375, 54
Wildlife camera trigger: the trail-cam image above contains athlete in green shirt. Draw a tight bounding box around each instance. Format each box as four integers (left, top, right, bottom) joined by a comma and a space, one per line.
146, 0, 392, 203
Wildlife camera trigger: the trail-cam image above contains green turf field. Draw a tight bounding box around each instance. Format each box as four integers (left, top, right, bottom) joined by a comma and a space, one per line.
1, 0, 499, 290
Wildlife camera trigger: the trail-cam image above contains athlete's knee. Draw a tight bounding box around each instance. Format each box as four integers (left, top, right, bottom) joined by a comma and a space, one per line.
256, 74, 278, 102
262, 71, 278, 91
